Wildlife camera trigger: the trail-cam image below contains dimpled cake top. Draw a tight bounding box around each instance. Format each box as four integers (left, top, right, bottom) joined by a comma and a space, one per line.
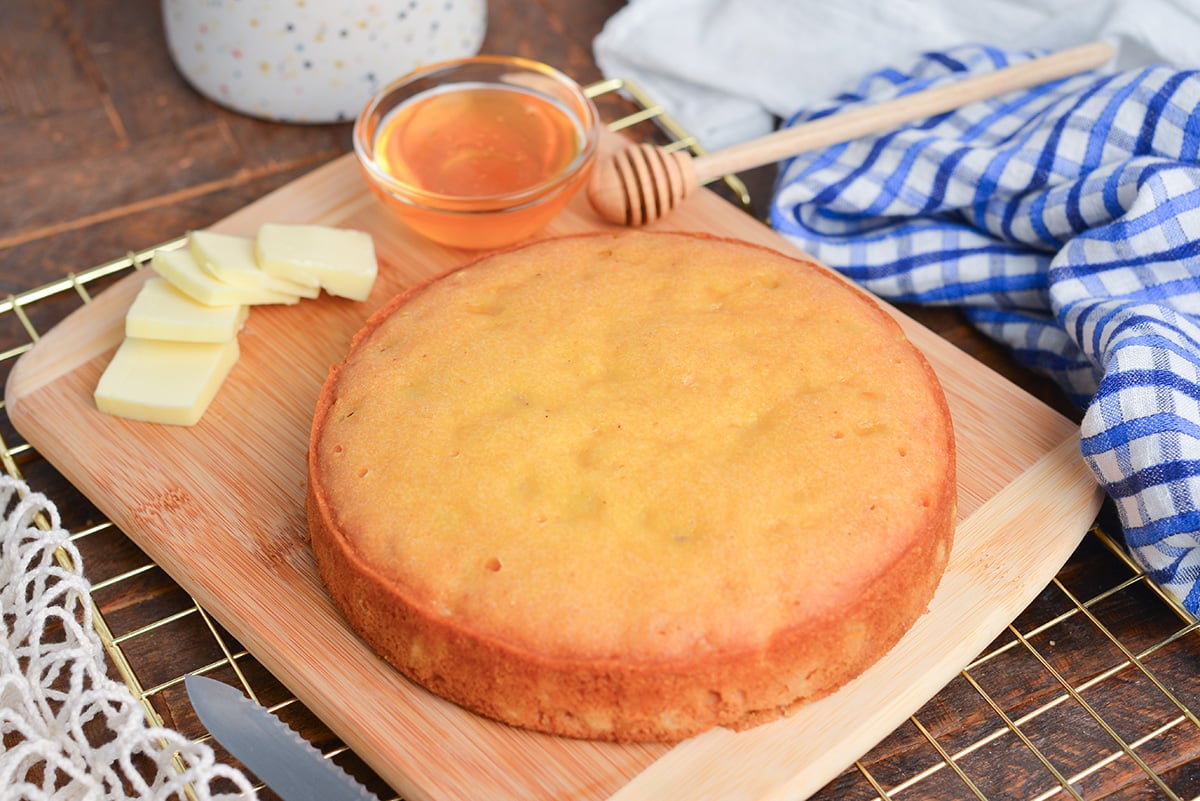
312, 231, 953, 667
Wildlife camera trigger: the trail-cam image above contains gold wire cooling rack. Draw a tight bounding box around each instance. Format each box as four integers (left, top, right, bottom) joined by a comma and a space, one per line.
3, 80, 1200, 801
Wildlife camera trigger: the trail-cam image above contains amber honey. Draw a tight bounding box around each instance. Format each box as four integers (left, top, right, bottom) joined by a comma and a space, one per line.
355, 57, 599, 249
374, 83, 583, 199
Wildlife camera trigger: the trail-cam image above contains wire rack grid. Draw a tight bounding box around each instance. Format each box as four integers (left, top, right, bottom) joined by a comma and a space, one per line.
2, 80, 1200, 801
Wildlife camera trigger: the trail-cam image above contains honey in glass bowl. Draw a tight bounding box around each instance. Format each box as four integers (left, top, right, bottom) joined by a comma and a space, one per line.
354, 56, 599, 250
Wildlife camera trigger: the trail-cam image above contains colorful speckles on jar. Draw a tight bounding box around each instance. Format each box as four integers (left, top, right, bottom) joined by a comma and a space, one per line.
161, 0, 488, 124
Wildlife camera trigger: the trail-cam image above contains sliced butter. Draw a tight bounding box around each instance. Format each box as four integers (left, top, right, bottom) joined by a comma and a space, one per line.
189, 229, 319, 299
256, 223, 378, 301
152, 246, 299, 307
94, 336, 239, 426
125, 277, 248, 343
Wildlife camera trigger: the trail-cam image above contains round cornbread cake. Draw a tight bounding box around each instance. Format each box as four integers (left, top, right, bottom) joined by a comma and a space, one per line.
307, 230, 956, 742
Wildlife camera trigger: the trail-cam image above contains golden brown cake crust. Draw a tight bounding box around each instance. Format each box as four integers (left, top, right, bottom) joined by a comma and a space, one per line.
308, 231, 956, 742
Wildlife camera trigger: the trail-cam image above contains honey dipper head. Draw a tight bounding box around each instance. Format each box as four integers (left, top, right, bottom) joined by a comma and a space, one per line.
587, 144, 698, 226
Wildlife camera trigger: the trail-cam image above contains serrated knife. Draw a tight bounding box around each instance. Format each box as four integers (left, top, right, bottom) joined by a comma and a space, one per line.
185, 673, 379, 801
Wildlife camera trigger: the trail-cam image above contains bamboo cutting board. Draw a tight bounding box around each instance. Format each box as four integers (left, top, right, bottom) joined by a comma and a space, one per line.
7, 142, 1103, 801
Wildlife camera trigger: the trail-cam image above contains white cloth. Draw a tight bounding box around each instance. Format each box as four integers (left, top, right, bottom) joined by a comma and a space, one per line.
0, 476, 255, 800
593, 0, 1200, 150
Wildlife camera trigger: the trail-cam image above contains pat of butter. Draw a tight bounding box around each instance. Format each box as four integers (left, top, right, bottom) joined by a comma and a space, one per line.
152, 246, 300, 307
125, 277, 249, 342
255, 223, 377, 301
94, 336, 239, 426
189, 229, 319, 299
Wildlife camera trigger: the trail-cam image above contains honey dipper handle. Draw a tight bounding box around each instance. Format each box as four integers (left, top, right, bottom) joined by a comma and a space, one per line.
692, 41, 1115, 184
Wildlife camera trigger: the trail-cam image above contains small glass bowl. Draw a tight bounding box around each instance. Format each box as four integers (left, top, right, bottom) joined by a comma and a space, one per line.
352, 55, 600, 250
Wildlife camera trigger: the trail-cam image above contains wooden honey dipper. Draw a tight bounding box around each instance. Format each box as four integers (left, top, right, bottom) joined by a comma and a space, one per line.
587, 41, 1114, 226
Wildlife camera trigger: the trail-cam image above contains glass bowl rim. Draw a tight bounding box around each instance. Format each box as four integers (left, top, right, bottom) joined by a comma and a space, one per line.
352, 54, 600, 209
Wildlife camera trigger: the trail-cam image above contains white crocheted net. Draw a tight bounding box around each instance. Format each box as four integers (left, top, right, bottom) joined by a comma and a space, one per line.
0, 475, 256, 800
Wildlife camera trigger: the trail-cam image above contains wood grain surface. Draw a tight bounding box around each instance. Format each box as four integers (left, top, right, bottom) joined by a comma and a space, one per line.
5, 2, 1200, 800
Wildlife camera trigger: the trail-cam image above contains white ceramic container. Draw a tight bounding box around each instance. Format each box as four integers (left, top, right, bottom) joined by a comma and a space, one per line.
162, 0, 488, 123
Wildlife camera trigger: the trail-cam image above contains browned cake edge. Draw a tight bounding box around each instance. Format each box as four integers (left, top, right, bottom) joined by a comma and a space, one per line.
307, 231, 957, 743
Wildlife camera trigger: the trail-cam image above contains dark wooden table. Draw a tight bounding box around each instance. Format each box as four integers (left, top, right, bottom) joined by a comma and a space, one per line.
4, 2, 1200, 799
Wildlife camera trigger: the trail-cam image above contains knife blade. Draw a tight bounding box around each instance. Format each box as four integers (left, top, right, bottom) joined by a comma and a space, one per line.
185, 673, 378, 801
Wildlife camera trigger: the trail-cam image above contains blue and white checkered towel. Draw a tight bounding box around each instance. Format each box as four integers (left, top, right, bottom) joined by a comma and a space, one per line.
770, 45, 1200, 613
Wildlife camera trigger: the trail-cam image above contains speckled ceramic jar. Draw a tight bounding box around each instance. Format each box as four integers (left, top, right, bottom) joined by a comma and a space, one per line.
162, 0, 488, 124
